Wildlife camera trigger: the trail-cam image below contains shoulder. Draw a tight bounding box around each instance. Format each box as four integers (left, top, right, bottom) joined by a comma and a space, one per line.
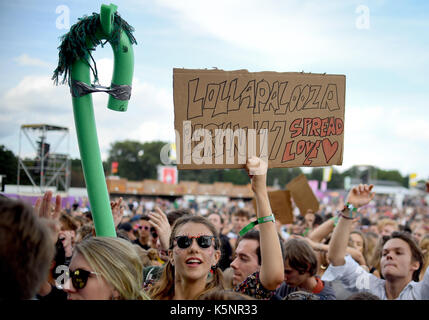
234, 271, 276, 300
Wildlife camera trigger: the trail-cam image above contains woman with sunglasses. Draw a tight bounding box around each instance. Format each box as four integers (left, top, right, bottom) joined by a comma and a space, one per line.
63, 237, 150, 300
148, 214, 223, 299
149, 156, 284, 300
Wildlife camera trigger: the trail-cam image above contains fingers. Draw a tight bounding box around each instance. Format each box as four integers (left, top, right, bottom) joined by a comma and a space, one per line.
34, 197, 42, 216
148, 213, 165, 231
41, 191, 53, 218
246, 156, 267, 176
154, 206, 166, 217
53, 195, 62, 219
353, 184, 375, 195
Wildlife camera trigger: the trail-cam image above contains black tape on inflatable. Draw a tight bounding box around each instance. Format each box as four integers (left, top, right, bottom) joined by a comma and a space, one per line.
70, 80, 132, 100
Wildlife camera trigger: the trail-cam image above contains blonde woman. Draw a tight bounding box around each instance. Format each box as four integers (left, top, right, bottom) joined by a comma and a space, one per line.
148, 214, 224, 300
64, 237, 149, 300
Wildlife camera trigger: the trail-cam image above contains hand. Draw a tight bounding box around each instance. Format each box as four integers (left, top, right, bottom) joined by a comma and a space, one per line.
110, 197, 124, 228
245, 156, 268, 193
346, 184, 375, 208
148, 207, 171, 251
34, 190, 62, 241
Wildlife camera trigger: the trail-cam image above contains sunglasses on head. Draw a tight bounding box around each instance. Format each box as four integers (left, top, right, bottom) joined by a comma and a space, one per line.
66, 268, 98, 290
173, 235, 217, 249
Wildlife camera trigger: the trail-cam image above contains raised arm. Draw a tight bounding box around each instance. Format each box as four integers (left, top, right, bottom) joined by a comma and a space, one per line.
308, 217, 336, 243
246, 157, 284, 290
328, 184, 375, 266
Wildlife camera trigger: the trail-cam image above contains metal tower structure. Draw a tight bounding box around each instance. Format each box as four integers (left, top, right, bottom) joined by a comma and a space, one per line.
17, 124, 71, 193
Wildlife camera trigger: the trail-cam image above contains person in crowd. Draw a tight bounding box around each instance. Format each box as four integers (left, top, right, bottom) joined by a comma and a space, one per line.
306, 216, 367, 274
413, 225, 427, 246
63, 237, 149, 300
230, 157, 284, 299
227, 208, 251, 250
133, 215, 153, 250
118, 222, 137, 241
37, 238, 68, 300
75, 224, 95, 243
349, 230, 369, 266
0, 192, 58, 299
147, 215, 223, 299
364, 231, 380, 270
143, 207, 191, 285
377, 218, 399, 237
302, 209, 322, 236
323, 184, 429, 299
273, 238, 336, 300
419, 235, 429, 281
208, 211, 233, 271
59, 213, 79, 263
199, 289, 255, 300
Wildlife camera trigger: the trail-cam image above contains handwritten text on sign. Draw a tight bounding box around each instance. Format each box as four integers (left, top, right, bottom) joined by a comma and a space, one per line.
173, 69, 345, 169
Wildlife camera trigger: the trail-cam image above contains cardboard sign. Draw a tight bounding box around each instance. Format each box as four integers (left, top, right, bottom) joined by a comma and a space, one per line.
252, 190, 293, 224
173, 68, 345, 169
286, 174, 319, 215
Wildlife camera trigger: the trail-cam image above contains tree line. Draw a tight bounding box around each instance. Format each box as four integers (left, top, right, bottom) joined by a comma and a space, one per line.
0, 142, 416, 190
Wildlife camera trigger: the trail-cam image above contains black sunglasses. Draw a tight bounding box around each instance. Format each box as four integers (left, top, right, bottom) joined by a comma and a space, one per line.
66, 268, 98, 290
173, 235, 217, 249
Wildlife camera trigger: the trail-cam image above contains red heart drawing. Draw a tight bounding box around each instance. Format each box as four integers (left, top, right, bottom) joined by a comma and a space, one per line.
322, 139, 338, 163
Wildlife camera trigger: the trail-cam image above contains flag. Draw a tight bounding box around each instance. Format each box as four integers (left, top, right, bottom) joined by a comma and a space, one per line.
409, 173, 417, 187
111, 161, 118, 174
323, 167, 333, 182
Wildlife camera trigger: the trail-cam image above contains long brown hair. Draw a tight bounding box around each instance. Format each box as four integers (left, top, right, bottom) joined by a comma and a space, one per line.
148, 215, 224, 300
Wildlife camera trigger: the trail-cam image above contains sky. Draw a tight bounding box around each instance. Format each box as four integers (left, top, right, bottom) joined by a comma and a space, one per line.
0, 0, 428, 181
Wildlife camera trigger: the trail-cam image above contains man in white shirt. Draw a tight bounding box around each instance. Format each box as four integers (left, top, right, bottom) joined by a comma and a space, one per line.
322, 184, 428, 300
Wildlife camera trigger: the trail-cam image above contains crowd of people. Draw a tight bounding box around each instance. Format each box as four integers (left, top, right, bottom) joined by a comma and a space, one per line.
1, 157, 428, 301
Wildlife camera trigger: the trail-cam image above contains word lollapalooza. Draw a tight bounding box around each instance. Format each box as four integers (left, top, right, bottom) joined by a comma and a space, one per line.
174, 69, 345, 168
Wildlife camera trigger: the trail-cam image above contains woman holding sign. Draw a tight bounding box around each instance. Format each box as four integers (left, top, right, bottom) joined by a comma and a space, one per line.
149, 157, 284, 300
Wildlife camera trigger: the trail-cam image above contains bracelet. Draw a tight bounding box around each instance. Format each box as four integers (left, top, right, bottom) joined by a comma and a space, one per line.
340, 202, 358, 219
239, 214, 276, 236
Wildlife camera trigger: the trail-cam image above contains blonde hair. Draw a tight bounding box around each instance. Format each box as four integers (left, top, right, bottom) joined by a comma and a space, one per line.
377, 218, 398, 234
134, 245, 163, 267
349, 230, 368, 263
419, 235, 429, 281
364, 232, 379, 266
74, 237, 150, 300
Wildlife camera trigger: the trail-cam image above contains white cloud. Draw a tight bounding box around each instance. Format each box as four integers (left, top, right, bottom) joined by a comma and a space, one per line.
1, 58, 175, 162
14, 54, 51, 68
148, 0, 429, 75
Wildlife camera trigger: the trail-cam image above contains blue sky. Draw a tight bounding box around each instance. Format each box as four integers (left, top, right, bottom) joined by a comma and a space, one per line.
0, 0, 428, 181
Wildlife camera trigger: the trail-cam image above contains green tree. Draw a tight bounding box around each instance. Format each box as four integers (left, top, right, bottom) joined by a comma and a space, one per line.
267, 167, 303, 187
0, 145, 18, 185
70, 158, 86, 187
375, 168, 407, 187
327, 168, 344, 189
305, 168, 323, 182
107, 140, 166, 180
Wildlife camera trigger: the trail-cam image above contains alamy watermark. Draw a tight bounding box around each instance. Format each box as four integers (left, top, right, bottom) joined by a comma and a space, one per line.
160, 121, 269, 165
56, 5, 70, 30
355, 5, 370, 30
